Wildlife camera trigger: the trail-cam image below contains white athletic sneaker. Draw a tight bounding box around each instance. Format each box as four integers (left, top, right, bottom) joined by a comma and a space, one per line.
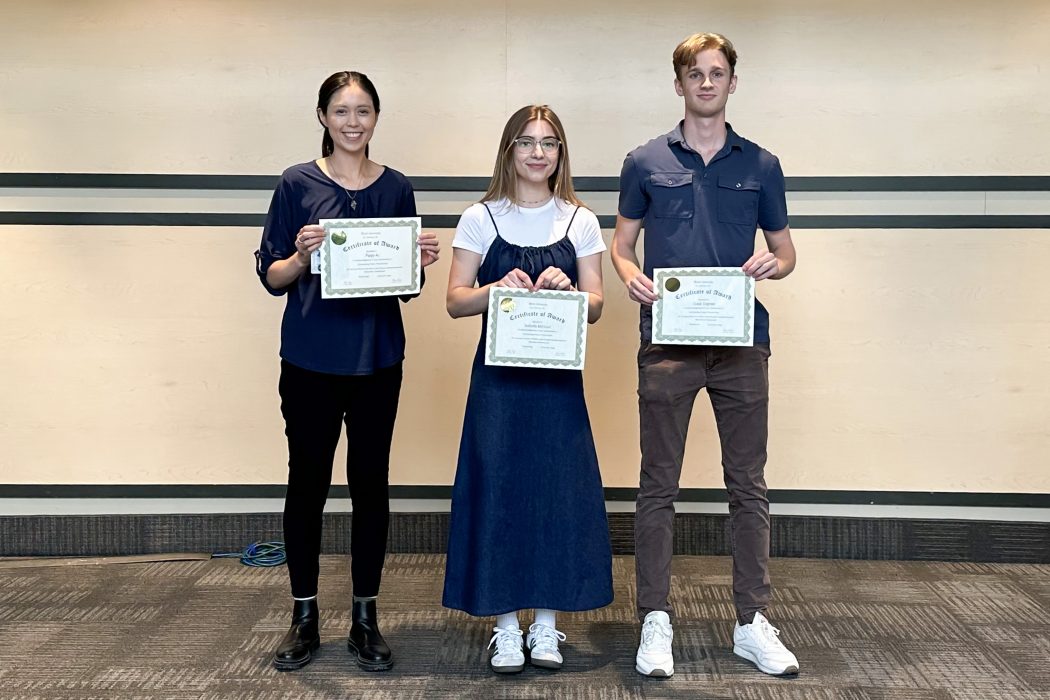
526, 623, 566, 669
488, 626, 525, 673
635, 611, 674, 677
733, 612, 800, 675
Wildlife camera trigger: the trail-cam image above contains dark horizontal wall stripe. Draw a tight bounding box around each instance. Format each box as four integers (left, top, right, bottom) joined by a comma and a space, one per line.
787, 176, 1050, 192
1, 212, 267, 227
786, 215, 1050, 229
0, 212, 463, 228
4, 213, 1049, 229
2, 173, 1050, 192
0, 173, 281, 190
2, 512, 1047, 562
404, 176, 492, 191
2, 484, 1047, 507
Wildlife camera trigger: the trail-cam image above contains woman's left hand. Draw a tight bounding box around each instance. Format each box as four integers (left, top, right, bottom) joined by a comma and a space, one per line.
419, 231, 441, 267
533, 266, 572, 291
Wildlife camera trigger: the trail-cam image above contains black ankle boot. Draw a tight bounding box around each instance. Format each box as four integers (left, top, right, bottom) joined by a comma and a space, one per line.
347, 599, 393, 671
272, 598, 320, 671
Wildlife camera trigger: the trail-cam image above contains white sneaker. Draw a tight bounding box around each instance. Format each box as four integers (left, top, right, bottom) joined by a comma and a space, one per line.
526, 623, 566, 669
488, 626, 525, 673
635, 611, 674, 677
733, 612, 799, 675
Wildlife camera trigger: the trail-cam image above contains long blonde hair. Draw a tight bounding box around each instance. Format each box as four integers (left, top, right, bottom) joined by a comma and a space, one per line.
481, 105, 582, 207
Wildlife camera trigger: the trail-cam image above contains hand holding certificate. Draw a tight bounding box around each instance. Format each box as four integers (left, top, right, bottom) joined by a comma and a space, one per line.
652, 267, 755, 346
318, 217, 421, 298
485, 288, 589, 370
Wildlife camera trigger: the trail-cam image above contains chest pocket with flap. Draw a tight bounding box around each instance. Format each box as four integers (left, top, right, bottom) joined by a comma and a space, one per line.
716, 175, 760, 226
649, 172, 694, 219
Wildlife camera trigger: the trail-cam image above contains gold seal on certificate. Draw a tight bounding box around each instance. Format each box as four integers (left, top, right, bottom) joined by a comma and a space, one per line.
318, 217, 422, 298
484, 288, 589, 370
652, 267, 755, 346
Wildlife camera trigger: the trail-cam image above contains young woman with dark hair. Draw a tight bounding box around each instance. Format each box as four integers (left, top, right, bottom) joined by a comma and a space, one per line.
255, 70, 440, 673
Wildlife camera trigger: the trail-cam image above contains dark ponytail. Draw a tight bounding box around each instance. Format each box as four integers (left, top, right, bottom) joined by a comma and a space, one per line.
316, 71, 381, 157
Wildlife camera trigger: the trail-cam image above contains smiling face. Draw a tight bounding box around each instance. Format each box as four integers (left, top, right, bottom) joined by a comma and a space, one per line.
317, 84, 377, 155
512, 118, 560, 189
675, 48, 737, 119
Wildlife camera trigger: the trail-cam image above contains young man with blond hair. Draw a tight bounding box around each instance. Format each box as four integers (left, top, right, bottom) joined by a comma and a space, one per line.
611, 32, 799, 678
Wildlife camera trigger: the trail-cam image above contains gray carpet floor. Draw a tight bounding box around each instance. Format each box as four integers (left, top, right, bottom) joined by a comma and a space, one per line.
0, 554, 1048, 699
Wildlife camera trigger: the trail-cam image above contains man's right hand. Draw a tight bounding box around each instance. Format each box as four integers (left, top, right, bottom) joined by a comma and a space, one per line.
627, 273, 659, 305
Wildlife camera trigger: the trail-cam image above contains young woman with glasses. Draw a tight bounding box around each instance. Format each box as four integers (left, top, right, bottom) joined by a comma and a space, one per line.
442, 105, 614, 673
255, 70, 440, 673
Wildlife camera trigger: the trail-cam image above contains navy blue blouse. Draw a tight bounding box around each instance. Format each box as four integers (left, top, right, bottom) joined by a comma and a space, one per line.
255, 161, 422, 375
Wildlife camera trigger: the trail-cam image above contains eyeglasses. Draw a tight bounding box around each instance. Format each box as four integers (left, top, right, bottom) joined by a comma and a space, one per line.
512, 137, 562, 154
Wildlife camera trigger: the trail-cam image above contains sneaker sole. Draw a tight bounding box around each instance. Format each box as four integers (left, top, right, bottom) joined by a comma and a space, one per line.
347, 641, 393, 672
491, 663, 524, 674
733, 646, 798, 676
635, 659, 673, 678
530, 657, 563, 670
272, 640, 320, 672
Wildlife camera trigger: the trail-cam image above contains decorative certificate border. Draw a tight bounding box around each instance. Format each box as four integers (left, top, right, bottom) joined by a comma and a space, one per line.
320, 217, 421, 298
485, 288, 588, 370
652, 267, 754, 345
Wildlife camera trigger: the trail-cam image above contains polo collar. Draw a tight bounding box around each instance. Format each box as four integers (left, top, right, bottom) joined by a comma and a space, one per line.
668, 121, 745, 153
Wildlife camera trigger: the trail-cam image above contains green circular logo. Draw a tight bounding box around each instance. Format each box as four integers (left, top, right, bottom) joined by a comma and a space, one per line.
664, 277, 681, 292
331, 231, 347, 245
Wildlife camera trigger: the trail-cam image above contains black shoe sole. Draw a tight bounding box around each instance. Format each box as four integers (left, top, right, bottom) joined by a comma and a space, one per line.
347, 641, 394, 672
272, 640, 320, 672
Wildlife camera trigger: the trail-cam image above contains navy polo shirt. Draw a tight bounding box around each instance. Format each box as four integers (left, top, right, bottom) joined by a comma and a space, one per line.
255, 162, 421, 375
618, 122, 788, 343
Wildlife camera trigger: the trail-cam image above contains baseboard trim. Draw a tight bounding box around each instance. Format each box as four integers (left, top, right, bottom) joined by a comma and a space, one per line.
2, 512, 1047, 563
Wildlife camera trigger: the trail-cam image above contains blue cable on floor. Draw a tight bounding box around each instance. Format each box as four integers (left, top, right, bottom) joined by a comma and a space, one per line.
213, 541, 287, 567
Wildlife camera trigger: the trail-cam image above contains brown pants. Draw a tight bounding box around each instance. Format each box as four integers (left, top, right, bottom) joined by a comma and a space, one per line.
635, 342, 772, 625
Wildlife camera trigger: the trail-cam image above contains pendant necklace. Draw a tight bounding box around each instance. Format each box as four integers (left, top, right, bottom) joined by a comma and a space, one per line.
327, 158, 366, 213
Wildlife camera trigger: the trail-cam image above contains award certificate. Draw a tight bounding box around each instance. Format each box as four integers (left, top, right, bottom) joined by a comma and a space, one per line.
652, 267, 754, 346
318, 217, 421, 298
484, 288, 589, 370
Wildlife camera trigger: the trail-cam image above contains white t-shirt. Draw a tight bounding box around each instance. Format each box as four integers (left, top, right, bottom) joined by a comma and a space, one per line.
452, 198, 606, 262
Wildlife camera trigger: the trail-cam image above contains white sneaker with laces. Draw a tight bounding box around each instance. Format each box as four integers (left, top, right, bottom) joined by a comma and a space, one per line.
635, 610, 674, 677
488, 626, 525, 673
526, 623, 566, 669
733, 611, 800, 675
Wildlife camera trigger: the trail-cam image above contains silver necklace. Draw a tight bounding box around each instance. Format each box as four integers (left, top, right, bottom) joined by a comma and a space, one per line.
326, 158, 367, 212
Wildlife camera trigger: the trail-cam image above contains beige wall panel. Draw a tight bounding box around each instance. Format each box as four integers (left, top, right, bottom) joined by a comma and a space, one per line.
1, 1, 1048, 175
0, 1, 509, 175
764, 228, 1050, 492
502, 0, 1050, 176
2, 1, 1048, 492
1, 226, 1047, 492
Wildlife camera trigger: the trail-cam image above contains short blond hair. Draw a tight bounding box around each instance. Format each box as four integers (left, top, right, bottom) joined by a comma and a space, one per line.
673, 32, 738, 79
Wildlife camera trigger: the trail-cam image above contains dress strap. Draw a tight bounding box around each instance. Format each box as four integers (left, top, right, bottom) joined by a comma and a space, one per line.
482, 203, 500, 235
564, 206, 581, 236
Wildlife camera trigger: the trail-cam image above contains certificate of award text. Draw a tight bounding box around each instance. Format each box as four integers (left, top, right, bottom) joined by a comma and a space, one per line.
652, 267, 754, 346
318, 217, 421, 298
484, 288, 589, 370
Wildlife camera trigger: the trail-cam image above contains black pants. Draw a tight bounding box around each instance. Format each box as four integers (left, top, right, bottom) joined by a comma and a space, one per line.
279, 359, 403, 599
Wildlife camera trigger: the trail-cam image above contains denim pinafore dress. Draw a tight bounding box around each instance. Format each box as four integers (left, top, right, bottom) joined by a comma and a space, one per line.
442, 203, 614, 616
